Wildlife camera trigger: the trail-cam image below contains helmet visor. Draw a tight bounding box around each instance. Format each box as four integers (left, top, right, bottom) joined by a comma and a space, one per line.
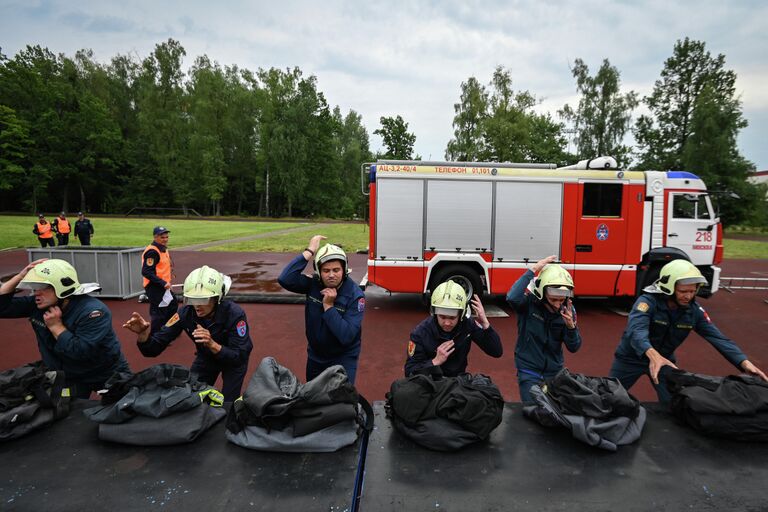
17, 281, 51, 291
545, 286, 572, 298
183, 296, 213, 306
677, 276, 707, 287
434, 307, 461, 317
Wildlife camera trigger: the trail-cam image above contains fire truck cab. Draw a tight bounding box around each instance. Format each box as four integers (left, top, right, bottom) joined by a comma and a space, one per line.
362, 157, 722, 300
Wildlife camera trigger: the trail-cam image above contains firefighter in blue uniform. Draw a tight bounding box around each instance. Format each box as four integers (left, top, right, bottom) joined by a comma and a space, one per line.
278, 235, 365, 384
123, 265, 252, 401
0, 259, 131, 398
405, 279, 502, 378
141, 226, 177, 333
506, 255, 582, 402
610, 259, 767, 401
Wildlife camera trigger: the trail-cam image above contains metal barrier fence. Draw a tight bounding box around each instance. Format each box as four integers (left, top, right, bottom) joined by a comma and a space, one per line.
719, 276, 768, 292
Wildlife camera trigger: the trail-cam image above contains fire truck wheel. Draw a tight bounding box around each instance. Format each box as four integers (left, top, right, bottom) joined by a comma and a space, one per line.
430, 265, 483, 300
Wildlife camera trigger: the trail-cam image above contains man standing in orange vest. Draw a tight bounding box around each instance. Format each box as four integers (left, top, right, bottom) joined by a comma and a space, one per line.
32, 214, 55, 247
52, 211, 71, 246
142, 226, 177, 332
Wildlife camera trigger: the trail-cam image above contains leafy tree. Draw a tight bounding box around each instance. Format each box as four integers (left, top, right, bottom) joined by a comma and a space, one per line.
559, 58, 638, 166
445, 77, 487, 161
636, 37, 760, 225
482, 67, 568, 164
374, 115, 416, 159
0, 105, 31, 191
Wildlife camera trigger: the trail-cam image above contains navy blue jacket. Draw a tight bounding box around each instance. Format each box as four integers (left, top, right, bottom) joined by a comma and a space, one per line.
0, 292, 129, 385
138, 300, 252, 367
405, 315, 502, 377
506, 270, 582, 375
278, 254, 365, 363
614, 293, 747, 368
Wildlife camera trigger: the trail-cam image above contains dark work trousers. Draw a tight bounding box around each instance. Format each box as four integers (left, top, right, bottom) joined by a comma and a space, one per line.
56, 233, 69, 246
78, 236, 91, 246
306, 357, 358, 385
38, 237, 55, 247
191, 358, 248, 402
609, 356, 671, 402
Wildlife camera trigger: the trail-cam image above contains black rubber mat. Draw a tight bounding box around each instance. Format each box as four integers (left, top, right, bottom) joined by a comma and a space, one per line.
0, 400, 361, 511
361, 402, 768, 511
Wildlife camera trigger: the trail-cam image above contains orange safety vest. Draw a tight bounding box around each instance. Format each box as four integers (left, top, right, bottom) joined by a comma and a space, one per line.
57, 218, 71, 234
36, 222, 53, 239
142, 244, 172, 288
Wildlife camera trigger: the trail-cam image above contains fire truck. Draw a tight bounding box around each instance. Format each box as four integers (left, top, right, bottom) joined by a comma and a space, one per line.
361, 156, 723, 299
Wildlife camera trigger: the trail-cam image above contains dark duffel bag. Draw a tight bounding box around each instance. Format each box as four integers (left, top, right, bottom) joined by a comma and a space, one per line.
0, 361, 71, 442
84, 364, 226, 445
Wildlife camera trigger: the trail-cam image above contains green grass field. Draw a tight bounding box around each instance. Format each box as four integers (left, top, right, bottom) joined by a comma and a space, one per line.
203, 222, 370, 253
0, 215, 305, 250
2, 214, 765, 258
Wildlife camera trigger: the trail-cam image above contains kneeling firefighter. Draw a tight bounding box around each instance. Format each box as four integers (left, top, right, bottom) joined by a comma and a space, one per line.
405, 279, 502, 378
506, 255, 582, 402
123, 266, 253, 401
0, 259, 131, 398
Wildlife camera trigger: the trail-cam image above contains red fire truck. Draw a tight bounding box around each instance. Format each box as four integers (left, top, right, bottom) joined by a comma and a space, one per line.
362, 157, 723, 299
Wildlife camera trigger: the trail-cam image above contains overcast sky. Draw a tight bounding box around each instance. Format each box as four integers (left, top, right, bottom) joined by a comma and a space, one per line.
2, 0, 766, 170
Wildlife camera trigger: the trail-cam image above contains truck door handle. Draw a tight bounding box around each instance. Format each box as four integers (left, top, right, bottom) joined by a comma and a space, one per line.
575, 245, 592, 252
702, 225, 713, 232
668, 233, 678, 237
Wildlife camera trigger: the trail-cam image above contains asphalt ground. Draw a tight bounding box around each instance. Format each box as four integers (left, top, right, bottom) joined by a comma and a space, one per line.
1, 249, 766, 402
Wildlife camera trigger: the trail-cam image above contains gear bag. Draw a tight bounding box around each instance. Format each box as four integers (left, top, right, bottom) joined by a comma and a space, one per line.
385, 373, 504, 451
665, 368, 768, 441
226, 357, 373, 452
0, 361, 71, 442
83, 364, 226, 445
523, 368, 646, 451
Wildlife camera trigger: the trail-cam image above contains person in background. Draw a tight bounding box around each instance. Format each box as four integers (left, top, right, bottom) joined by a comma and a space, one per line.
141, 226, 177, 333
33, 214, 55, 247
73, 212, 94, 246
51, 212, 71, 246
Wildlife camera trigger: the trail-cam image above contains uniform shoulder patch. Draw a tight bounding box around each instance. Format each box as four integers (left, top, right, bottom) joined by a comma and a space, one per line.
146, 257, 155, 266
165, 313, 180, 327
636, 302, 650, 313
236, 320, 247, 337
357, 298, 365, 312
407, 340, 416, 357
88, 310, 103, 318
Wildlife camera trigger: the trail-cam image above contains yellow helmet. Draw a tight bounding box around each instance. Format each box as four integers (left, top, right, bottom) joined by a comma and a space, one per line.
18, 259, 81, 299
314, 244, 349, 274
533, 264, 574, 300
183, 266, 232, 305
431, 280, 468, 317
655, 259, 707, 295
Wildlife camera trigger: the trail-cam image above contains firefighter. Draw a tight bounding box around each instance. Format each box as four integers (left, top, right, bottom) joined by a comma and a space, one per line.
51, 211, 71, 246
33, 214, 55, 247
0, 259, 131, 398
73, 212, 94, 246
405, 279, 502, 378
123, 265, 252, 401
506, 255, 582, 402
278, 235, 365, 384
609, 259, 767, 401
141, 226, 177, 333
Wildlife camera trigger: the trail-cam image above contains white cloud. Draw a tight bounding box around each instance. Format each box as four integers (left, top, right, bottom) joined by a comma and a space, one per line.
1, 0, 766, 168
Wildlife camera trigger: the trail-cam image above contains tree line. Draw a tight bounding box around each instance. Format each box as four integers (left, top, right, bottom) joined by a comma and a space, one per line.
0, 37, 764, 225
